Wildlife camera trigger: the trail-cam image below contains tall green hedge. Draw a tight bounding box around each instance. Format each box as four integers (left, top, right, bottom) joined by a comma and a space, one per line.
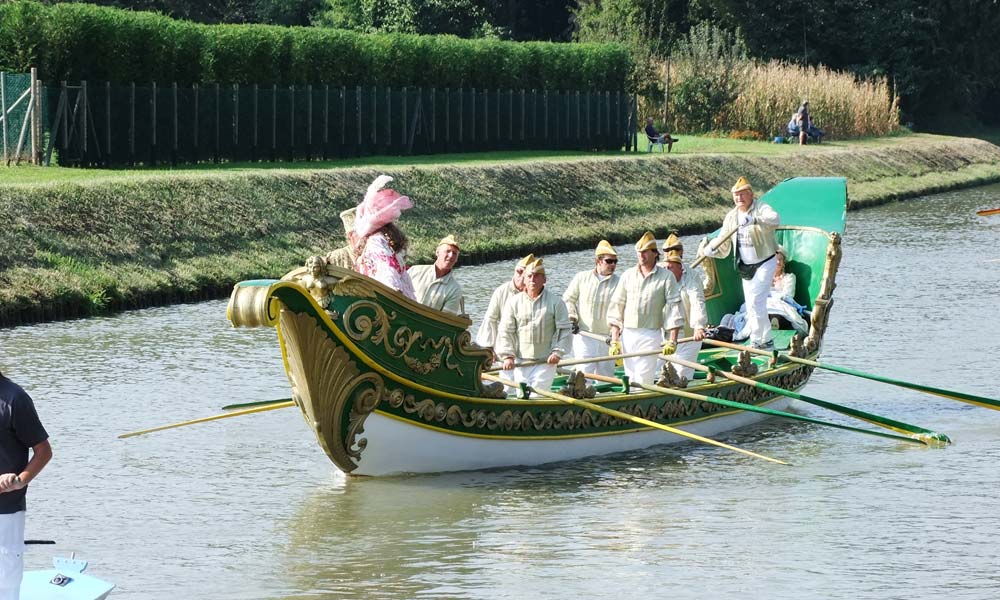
0, 1, 630, 90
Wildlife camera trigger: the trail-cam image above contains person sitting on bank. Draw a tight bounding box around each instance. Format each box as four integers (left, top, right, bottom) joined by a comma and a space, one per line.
787, 101, 824, 145
409, 234, 466, 316
644, 117, 677, 152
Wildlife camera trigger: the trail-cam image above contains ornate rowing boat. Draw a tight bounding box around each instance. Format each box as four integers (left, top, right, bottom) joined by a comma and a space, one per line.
227, 177, 846, 475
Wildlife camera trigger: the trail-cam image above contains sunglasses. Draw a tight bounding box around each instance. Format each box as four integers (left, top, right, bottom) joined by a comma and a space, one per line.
602, 258, 618, 264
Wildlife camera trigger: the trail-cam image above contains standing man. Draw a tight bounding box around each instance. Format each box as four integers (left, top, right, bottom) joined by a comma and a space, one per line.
607, 232, 684, 385
409, 234, 465, 315
700, 176, 781, 350
661, 235, 708, 383
563, 240, 620, 377
475, 253, 533, 351
324, 207, 359, 270
0, 370, 52, 599
497, 259, 572, 397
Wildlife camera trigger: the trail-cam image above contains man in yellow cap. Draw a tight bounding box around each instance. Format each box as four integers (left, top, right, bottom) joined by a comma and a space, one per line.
475, 253, 533, 351
563, 239, 621, 377
700, 177, 781, 350
606, 232, 684, 385
409, 234, 465, 315
324, 207, 359, 270
496, 258, 572, 397
662, 242, 708, 383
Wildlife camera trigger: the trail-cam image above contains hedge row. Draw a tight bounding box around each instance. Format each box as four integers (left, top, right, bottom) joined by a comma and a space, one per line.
0, 1, 630, 90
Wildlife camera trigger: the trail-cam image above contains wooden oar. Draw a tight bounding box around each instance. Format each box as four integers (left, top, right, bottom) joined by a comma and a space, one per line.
576, 368, 926, 445
481, 372, 789, 465
660, 354, 949, 445
119, 401, 296, 439
689, 226, 739, 269
702, 338, 1000, 412
222, 398, 293, 411
976, 207, 1000, 216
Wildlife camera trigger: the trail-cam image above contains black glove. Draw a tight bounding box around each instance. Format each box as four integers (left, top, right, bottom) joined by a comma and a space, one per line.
571, 321, 580, 335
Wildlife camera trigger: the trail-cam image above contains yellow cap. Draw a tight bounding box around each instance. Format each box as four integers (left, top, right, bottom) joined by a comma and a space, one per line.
664, 250, 683, 264
438, 234, 459, 249
595, 240, 617, 257
663, 233, 682, 253
339, 207, 357, 234
525, 257, 545, 275
635, 231, 658, 252
731, 176, 752, 193
517, 253, 536, 268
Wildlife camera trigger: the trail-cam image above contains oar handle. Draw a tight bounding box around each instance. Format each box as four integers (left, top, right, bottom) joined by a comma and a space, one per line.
688, 226, 738, 269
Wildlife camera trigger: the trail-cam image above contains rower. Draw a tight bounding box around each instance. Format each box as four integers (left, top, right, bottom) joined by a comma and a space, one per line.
562, 240, 620, 377
606, 232, 684, 385
409, 234, 466, 315
660, 234, 708, 384
495, 258, 572, 398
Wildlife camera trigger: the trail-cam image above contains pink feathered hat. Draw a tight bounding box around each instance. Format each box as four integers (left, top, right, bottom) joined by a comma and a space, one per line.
353, 175, 413, 238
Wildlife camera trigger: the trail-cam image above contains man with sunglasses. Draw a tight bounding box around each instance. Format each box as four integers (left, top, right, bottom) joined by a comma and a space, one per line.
563, 240, 621, 378
606, 232, 685, 385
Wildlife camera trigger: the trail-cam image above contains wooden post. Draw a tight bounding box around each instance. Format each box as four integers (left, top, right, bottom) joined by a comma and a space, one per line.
445, 87, 450, 144
323, 84, 329, 159
457, 87, 463, 144
82, 80, 89, 158
470, 87, 476, 143
1, 72, 8, 164
340, 86, 346, 146
402, 86, 408, 146
214, 82, 220, 163
288, 85, 295, 160
429, 88, 436, 145
129, 82, 135, 165
30, 68, 40, 164
271, 84, 277, 161
172, 82, 178, 165
192, 84, 199, 162
232, 83, 239, 150
495, 88, 501, 141
105, 81, 112, 164
543, 90, 548, 144
355, 86, 362, 147
252, 83, 258, 160
306, 83, 312, 159
384, 86, 390, 147
519, 89, 525, 141
507, 89, 513, 141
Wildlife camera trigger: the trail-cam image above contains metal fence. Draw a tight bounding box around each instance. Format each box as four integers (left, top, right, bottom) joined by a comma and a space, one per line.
43, 81, 634, 167
1, 71, 41, 165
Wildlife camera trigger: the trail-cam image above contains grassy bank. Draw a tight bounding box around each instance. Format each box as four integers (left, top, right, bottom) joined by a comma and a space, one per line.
1, 134, 998, 326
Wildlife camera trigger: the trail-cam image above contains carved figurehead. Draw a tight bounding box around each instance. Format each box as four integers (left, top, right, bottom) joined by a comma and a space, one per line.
301, 255, 336, 309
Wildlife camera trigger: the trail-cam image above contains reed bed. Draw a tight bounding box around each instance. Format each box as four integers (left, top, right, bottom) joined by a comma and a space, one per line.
666, 59, 900, 140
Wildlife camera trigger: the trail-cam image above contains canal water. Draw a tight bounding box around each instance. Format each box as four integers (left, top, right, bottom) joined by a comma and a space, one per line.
2, 184, 999, 599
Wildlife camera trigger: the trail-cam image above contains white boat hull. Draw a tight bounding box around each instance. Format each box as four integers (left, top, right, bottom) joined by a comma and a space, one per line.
350, 396, 793, 476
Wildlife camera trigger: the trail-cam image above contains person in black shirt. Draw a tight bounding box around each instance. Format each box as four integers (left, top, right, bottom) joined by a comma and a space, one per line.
0, 371, 52, 599
644, 117, 677, 152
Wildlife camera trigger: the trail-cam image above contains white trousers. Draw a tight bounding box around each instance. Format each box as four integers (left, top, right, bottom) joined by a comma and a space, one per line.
514, 363, 556, 398
672, 340, 703, 381
621, 327, 662, 385
742, 256, 778, 345
571, 334, 616, 378
0, 512, 24, 600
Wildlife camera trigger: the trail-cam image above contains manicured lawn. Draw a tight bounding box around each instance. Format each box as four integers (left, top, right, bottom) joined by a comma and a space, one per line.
0, 130, 947, 187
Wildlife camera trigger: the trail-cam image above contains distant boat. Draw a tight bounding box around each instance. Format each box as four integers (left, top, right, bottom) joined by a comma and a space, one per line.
227, 177, 847, 476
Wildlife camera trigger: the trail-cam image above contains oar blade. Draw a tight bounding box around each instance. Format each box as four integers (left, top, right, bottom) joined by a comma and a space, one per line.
976, 207, 1000, 216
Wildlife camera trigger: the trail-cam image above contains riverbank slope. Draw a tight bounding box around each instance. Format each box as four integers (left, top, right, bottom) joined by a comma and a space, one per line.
1, 134, 998, 326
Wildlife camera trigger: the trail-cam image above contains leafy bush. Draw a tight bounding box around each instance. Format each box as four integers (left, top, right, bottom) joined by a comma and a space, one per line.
0, 0, 630, 91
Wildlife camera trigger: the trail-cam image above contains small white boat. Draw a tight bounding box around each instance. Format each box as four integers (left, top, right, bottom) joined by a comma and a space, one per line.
21, 555, 114, 600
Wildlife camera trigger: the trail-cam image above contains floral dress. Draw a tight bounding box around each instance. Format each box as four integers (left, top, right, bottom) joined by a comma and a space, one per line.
355, 233, 416, 300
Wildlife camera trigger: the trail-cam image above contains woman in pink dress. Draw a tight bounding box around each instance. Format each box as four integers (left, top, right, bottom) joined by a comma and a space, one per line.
352, 175, 417, 300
